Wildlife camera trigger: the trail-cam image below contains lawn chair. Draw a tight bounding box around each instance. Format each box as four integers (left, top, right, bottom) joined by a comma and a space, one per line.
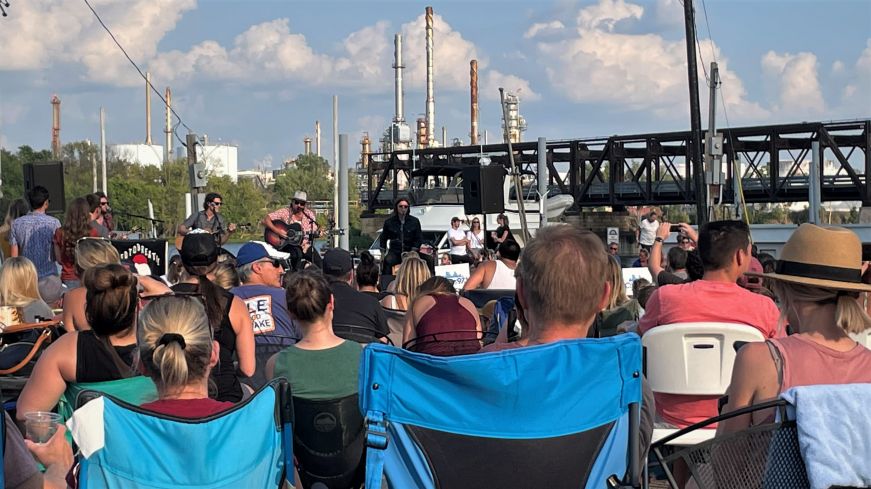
459, 288, 514, 309
68, 379, 294, 488
334, 323, 393, 346
359, 335, 644, 489
57, 376, 158, 424
293, 394, 365, 489
402, 330, 484, 356
246, 334, 299, 391
643, 322, 764, 446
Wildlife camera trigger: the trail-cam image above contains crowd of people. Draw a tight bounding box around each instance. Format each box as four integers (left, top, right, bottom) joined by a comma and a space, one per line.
3, 192, 871, 488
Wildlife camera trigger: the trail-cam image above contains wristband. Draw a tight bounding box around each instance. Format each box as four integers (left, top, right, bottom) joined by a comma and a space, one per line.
654, 237, 664, 243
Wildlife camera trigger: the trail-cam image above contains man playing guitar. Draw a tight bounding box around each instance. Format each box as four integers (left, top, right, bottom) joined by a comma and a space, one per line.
177, 192, 236, 248
262, 191, 321, 267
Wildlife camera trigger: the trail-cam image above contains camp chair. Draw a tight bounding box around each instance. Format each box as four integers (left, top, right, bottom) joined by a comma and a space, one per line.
643, 322, 765, 446
68, 378, 294, 489
359, 336, 644, 489
459, 288, 514, 309
650, 399, 809, 489
293, 394, 365, 489
382, 308, 406, 348
334, 323, 394, 346
246, 334, 299, 391
56, 376, 159, 424
402, 330, 484, 356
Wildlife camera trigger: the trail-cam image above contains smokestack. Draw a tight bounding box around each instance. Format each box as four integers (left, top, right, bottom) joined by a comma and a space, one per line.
393, 34, 405, 123
417, 118, 428, 147
425, 6, 435, 147
304, 137, 312, 155
145, 72, 152, 145
470, 59, 479, 145
361, 133, 371, 168
315, 121, 321, 156
164, 87, 172, 163
51, 95, 61, 158
441, 126, 447, 147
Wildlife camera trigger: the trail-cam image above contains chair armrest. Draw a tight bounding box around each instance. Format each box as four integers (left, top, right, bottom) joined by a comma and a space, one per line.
2, 319, 61, 335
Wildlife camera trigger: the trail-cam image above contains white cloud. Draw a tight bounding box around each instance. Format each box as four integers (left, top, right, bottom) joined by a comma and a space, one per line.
524, 21, 565, 39
481, 71, 540, 102
843, 39, 871, 105
535, 0, 767, 121
761, 51, 825, 115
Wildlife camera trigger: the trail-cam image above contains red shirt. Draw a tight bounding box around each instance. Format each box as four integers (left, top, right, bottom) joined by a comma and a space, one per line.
638, 279, 782, 427
53, 227, 100, 281
140, 398, 234, 418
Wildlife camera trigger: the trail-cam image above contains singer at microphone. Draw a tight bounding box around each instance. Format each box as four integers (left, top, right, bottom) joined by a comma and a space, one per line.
262, 190, 322, 266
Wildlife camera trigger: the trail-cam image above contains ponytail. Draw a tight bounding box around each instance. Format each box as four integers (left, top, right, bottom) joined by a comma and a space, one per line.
836, 292, 871, 335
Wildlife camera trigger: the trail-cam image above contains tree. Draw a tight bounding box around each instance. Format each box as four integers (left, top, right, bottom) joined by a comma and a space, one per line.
272, 154, 334, 205
207, 175, 268, 238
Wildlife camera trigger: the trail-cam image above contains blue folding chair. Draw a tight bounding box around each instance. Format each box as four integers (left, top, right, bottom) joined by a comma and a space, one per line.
67, 379, 294, 489
359, 335, 644, 489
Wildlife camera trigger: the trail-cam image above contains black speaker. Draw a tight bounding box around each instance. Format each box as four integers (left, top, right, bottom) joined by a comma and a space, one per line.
463, 166, 505, 215
23, 161, 65, 214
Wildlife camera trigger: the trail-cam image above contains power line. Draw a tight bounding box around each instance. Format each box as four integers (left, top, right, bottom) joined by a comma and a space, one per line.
81, 0, 192, 146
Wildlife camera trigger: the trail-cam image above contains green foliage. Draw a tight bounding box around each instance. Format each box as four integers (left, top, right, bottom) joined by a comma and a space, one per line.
272, 154, 334, 205
206, 175, 268, 236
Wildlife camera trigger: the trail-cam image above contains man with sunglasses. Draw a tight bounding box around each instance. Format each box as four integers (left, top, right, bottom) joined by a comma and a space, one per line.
94, 191, 115, 235
232, 242, 299, 347
379, 197, 423, 275
178, 192, 236, 246
263, 191, 321, 267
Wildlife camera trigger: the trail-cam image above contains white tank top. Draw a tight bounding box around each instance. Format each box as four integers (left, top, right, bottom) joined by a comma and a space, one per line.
486, 260, 517, 290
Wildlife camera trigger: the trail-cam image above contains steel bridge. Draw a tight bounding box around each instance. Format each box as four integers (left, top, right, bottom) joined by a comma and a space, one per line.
364, 120, 871, 213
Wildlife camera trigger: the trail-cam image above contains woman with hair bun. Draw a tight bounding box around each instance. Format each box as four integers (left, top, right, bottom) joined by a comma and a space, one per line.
17, 263, 143, 420
138, 295, 233, 417
355, 251, 383, 299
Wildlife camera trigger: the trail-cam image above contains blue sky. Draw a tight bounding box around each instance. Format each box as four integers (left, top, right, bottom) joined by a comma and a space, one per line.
1, 0, 869, 172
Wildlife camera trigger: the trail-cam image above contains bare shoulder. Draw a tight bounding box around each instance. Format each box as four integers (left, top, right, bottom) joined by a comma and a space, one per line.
735, 341, 774, 370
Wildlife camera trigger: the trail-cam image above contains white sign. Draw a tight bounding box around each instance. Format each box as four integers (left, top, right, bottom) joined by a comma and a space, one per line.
621, 267, 652, 297
435, 263, 471, 289
607, 227, 619, 245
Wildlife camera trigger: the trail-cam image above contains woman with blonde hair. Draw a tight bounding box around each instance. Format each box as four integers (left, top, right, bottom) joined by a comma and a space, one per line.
137, 295, 233, 417
381, 256, 431, 311
62, 238, 120, 332
599, 258, 641, 337
720, 224, 871, 433
0, 256, 53, 323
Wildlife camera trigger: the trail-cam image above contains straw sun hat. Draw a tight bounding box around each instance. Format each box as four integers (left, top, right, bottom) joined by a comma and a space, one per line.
749, 223, 871, 292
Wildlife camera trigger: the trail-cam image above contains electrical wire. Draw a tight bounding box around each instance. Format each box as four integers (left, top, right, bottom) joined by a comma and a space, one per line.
81, 0, 192, 146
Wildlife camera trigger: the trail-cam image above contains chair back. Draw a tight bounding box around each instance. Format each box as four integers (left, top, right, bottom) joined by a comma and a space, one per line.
403, 330, 484, 356
68, 379, 294, 489
292, 394, 365, 489
460, 288, 514, 308
247, 334, 299, 391
642, 322, 765, 396
57, 376, 158, 423
333, 323, 393, 346
359, 336, 643, 489
382, 308, 405, 347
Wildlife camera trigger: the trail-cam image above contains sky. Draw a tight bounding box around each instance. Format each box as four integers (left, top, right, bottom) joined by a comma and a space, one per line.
1, 0, 869, 172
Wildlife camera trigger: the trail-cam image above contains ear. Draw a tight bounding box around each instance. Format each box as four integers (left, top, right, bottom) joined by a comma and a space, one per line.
735, 247, 747, 267
209, 340, 220, 368
516, 279, 528, 311
597, 280, 612, 312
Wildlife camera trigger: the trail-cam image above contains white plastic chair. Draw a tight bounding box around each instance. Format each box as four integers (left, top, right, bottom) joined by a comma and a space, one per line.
643, 322, 765, 445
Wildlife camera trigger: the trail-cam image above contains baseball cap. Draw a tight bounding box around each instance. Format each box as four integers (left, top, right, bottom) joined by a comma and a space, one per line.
236, 242, 272, 267
180, 234, 218, 267
322, 248, 353, 276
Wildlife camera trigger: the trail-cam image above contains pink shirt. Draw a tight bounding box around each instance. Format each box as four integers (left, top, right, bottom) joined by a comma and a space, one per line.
267, 207, 318, 246
770, 334, 871, 393
638, 279, 782, 427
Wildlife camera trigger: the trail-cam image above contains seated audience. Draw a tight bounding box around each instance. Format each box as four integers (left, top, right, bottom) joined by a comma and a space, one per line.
632, 248, 649, 268
404, 276, 482, 356
212, 262, 240, 290
600, 257, 642, 337
62, 238, 121, 332
266, 271, 362, 400
463, 240, 519, 291
638, 220, 782, 428
138, 295, 234, 417
720, 224, 871, 433
174, 234, 255, 402
17, 264, 143, 419
480, 225, 653, 461
381, 255, 430, 311
355, 251, 384, 300
0, 257, 53, 322
323, 248, 388, 337
232, 241, 299, 342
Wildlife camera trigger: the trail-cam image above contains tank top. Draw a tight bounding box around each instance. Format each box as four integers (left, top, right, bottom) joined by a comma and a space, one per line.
76, 330, 136, 383
413, 295, 479, 356
172, 282, 241, 402
769, 334, 871, 394
487, 260, 517, 290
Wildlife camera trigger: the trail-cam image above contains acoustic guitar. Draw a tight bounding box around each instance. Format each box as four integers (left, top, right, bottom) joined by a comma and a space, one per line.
264, 220, 309, 252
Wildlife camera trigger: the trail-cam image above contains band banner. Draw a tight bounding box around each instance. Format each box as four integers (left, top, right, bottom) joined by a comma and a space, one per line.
112, 239, 168, 277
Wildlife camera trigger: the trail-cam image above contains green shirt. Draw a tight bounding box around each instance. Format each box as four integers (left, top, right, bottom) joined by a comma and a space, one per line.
273, 340, 362, 400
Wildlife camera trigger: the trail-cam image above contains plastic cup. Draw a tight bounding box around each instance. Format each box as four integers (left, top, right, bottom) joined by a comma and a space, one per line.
24, 412, 61, 443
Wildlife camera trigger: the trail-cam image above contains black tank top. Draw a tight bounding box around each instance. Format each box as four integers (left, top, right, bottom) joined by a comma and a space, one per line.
76, 330, 136, 383
172, 282, 241, 402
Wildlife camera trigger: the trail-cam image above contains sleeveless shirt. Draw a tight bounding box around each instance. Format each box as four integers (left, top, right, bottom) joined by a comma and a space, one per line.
76, 330, 136, 383
413, 295, 479, 356
486, 260, 517, 290
769, 334, 871, 394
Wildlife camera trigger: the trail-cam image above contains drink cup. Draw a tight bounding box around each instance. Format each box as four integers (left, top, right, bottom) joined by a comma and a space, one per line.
24, 411, 61, 443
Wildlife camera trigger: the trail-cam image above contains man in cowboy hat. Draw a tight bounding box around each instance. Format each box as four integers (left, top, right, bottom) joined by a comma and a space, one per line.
638, 220, 782, 428
262, 190, 322, 267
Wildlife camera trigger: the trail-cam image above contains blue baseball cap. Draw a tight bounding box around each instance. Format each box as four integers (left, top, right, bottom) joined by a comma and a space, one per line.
236, 242, 271, 267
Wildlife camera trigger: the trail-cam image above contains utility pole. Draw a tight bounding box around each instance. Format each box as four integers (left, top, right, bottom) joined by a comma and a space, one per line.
332, 95, 339, 248
683, 0, 707, 226
705, 62, 723, 217
100, 107, 107, 194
